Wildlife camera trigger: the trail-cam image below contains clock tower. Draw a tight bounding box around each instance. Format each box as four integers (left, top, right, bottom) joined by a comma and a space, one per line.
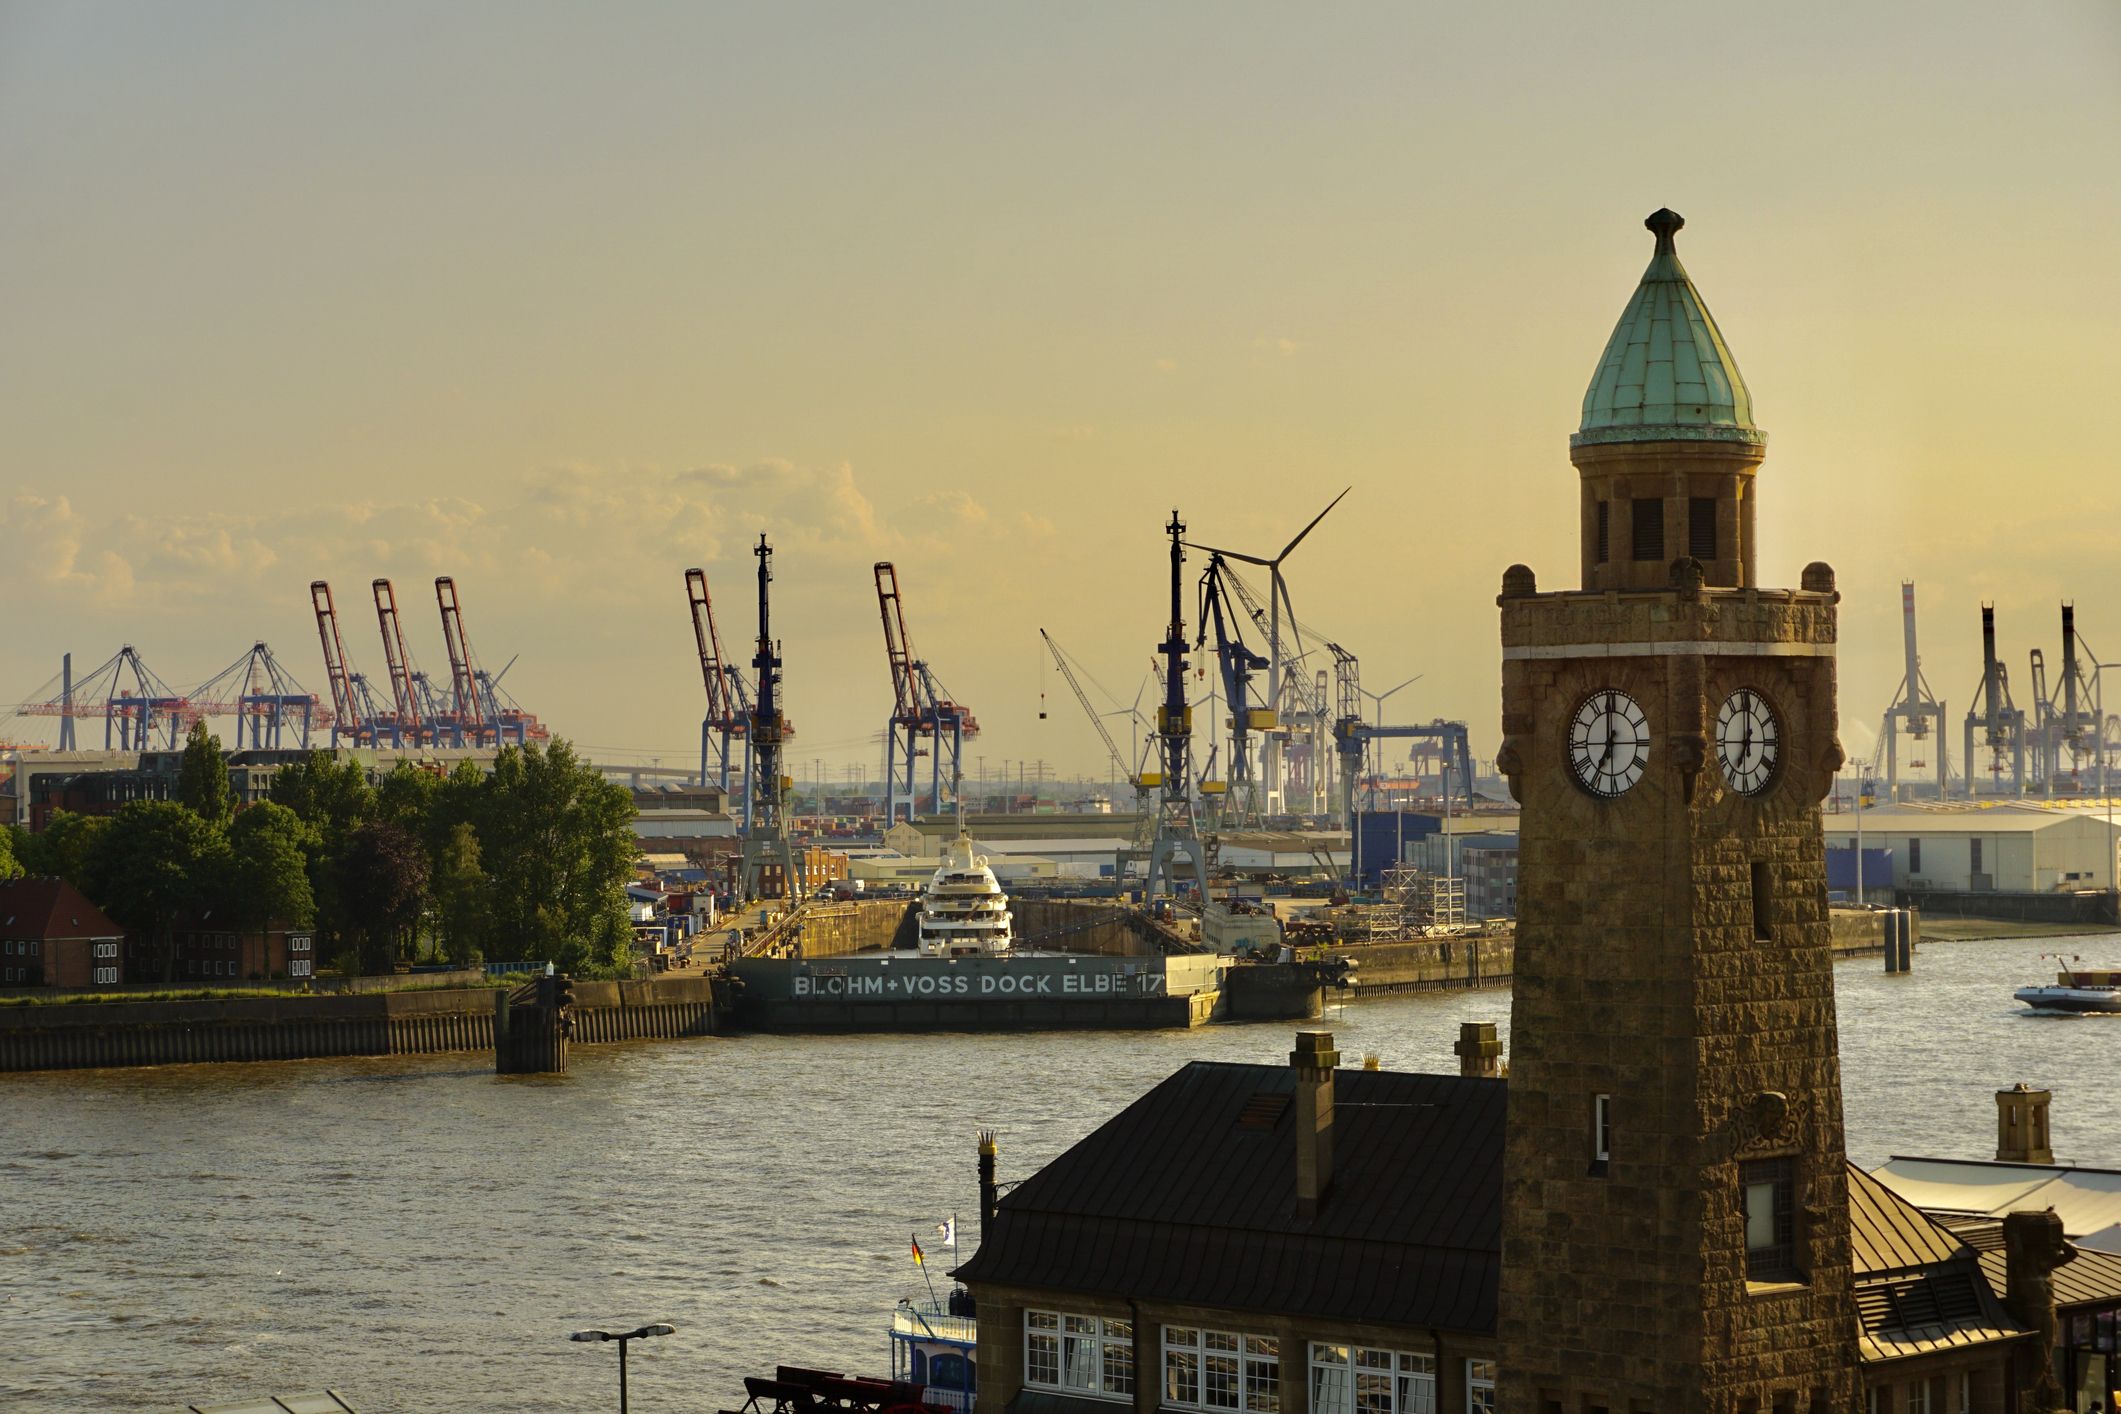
1494, 211, 1859, 1414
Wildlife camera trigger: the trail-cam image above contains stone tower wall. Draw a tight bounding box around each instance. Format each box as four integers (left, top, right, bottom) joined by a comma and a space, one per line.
1494, 579, 1860, 1414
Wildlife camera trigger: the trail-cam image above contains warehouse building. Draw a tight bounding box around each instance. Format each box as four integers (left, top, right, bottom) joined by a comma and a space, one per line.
1822, 806, 2121, 896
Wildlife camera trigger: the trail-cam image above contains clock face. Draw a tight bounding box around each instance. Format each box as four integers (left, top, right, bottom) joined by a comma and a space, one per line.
1568, 689, 1650, 798
1716, 688, 1781, 796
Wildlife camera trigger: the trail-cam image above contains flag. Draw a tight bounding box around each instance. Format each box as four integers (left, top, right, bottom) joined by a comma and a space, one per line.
936, 1220, 956, 1246
911, 1237, 924, 1266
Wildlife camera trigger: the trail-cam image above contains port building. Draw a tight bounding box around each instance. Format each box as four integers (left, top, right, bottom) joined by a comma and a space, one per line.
1822, 805, 2121, 897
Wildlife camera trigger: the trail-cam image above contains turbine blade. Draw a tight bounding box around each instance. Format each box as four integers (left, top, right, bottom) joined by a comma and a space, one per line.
1276, 487, 1351, 562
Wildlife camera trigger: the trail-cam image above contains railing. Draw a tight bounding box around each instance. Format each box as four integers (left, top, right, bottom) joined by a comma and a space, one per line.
890, 1304, 977, 1345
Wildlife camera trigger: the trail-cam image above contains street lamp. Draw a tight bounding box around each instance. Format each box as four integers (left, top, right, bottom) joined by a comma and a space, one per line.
571, 1322, 676, 1413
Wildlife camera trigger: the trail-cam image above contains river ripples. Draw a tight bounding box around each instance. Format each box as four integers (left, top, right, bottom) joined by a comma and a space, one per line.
2, 933, 2114, 1412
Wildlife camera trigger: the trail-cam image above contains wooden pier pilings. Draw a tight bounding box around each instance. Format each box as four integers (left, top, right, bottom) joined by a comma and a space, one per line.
0, 974, 722, 1073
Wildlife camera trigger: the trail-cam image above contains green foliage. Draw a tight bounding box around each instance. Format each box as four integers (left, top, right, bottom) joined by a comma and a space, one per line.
478, 741, 635, 973
0, 826, 22, 881
87, 800, 227, 983
25, 737, 640, 980
224, 801, 316, 932
431, 821, 487, 967
338, 820, 430, 974
177, 722, 234, 824
22, 811, 112, 890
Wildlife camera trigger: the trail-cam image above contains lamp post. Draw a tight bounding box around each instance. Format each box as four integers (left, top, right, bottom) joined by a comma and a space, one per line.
571, 1322, 676, 1413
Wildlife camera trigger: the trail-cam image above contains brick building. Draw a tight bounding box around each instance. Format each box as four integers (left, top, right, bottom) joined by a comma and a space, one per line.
0, 878, 126, 988
163, 918, 318, 982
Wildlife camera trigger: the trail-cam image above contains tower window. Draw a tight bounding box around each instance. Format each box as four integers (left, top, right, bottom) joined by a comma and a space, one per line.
1631, 499, 1664, 561
1689, 498, 1718, 559
1751, 862, 1773, 941
1742, 1158, 1798, 1281
1909, 838, 1922, 873
1596, 502, 1610, 564
1593, 1093, 1611, 1168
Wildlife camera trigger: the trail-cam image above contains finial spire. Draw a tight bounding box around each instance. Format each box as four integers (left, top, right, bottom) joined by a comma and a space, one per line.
1645, 207, 1684, 249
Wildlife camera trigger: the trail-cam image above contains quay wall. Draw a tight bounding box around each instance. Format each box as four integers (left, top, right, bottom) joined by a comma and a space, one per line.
1329, 933, 1516, 997
0, 976, 721, 1073
1828, 906, 1918, 957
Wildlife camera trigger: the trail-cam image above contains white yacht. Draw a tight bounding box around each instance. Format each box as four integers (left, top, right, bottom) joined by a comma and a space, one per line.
917, 833, 1014, 956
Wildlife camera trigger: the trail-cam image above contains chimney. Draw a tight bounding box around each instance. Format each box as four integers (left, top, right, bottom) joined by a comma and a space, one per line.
1455, 1021, 1503, 1078
977, 1129, 999, 1236
2001, 1208, 2077, 1414
1291, 1030, 1340, 1220
1996, 1083, 2055, 1165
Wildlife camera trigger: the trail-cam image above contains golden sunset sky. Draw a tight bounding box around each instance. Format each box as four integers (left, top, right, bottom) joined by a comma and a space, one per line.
4, 2, 2118, 787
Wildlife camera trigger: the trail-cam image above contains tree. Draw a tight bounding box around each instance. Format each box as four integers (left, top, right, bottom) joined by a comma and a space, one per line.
0, 826, 22, 881
177, 721, 234, 825
270, 751, 375, 838
479, 740, 636, 973
224, 802, 317, 974
431, 821, 488, 967
87, 800, 226, 983
337, 820, 429, 975
375, 762, 439, 836
22, 811, 113, 890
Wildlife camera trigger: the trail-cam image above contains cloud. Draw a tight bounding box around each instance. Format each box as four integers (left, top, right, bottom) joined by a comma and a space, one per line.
0, 458, 991, 614
1250, 335, 1303, 358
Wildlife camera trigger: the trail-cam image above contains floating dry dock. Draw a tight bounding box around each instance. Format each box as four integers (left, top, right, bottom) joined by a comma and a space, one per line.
724, 949, 1312, 1031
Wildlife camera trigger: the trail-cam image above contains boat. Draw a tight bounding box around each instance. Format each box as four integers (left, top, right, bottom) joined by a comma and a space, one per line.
2014, 960, 2121, 1015
916, 833, 1013, 957
889, 1288, 977, 1412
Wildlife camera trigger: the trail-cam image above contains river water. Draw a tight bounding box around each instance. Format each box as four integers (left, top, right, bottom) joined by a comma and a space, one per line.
3, 934, 2115, 1413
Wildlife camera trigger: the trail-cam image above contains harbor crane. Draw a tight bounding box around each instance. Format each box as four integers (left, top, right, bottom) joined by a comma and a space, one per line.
371, 579, 431, 747
874, 562, 980, 824
1962, 604, 2028, 796
1144, 511, 1206, 899
685, 568, 752, 798
1874, 580, 1949, 798
2030, 602, 2102, 795
1328, 642, 1475, 831
1039, 628, 1156, 872
431, 577, 542, 747
1185, 488, 1348, 818
1196, 553, 1270, 829
313, 580, 396, 747
738, 534, 802, 902
189, 642, 324, 750
9, 647, 195, 750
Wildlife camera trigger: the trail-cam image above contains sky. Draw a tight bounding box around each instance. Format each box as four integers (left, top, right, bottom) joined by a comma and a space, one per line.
3, 2, 2119, 790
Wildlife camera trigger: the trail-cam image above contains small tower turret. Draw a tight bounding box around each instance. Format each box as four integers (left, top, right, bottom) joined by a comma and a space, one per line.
1574, 208, 1768, 592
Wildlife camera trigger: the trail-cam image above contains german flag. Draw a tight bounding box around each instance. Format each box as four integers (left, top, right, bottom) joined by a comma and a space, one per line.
911, 1237, 925, 1267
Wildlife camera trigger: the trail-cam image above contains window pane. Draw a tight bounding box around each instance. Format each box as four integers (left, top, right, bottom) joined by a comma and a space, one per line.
1063, 1334, 1097, 1390
1312, 1356, 1351, 1414
1399, 1367, 1437, 1414
1207, 1332, 1240, 1352
1029, 1312, 1059, 1331
1167, 1351, 1200, 1406
1746, 1181, 1778, 1248
1103, 1336, 1135, 1396
1027, 1332, 1059, 1387
1166, 1327, 1199, 1348
1205, 1354, 1241, 1410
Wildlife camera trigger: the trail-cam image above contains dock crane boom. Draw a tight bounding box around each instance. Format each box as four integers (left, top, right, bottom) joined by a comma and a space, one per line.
686, 568, 751, 797
875, 562, 979, 823
1197, 554, 1270, 828
371, 579, 427, 746
312, 581, 368, 746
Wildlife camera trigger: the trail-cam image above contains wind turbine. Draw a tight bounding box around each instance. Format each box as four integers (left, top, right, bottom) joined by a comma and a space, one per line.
1186, 487, 1350, 815
1359, 671, 1423, 809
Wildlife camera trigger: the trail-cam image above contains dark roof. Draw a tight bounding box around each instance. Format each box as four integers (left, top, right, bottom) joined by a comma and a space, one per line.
1846, 1166, 2028, 1364
954, 1060, 1505, 1332
1977, 1240, 2121, 1314
0, 878, 124, 942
